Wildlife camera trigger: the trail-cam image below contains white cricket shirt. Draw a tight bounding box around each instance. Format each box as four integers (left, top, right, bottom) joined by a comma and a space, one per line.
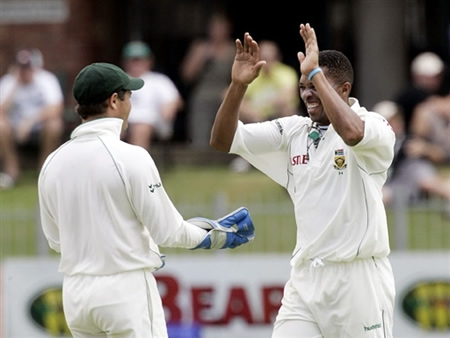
231, 98, 395, 266
38, 118, 206, 276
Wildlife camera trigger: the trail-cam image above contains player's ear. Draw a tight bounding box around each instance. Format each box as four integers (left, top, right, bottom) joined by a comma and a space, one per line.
341, 82, 351, 97
108, 92, 120, 110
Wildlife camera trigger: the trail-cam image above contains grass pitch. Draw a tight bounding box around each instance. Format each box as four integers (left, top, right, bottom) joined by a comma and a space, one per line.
1, 165, 448, 258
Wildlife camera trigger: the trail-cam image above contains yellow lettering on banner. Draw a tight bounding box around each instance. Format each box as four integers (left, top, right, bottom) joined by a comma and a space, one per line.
413, 282, 450, 330
415, 284, 431, 329
42, 290, 70, 335
432, 283, 447, 330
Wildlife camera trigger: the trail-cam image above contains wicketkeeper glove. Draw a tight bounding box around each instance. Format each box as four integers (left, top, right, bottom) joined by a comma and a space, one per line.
189, 207, 255, 249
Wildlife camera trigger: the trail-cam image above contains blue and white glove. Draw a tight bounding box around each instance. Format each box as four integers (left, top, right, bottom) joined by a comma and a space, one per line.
189, 207, 255, 249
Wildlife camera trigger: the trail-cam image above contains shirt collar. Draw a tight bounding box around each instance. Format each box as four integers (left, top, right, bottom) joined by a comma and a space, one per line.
349, 97, 360, 112
70, 117, 124, 139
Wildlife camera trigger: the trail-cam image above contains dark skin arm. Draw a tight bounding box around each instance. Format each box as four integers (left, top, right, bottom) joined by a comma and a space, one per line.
210, 25, 364, 151
210, 33, 266, 152
298, 24, 364, 146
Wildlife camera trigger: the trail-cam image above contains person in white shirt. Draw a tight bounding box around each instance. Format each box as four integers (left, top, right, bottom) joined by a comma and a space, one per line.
0, 49, 64, 189
122, 41, 183, 150
38, 62, 254, 337
210, 24, 396, 337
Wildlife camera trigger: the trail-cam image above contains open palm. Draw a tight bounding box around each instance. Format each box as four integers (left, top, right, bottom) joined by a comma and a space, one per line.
298, 23, 320, 77
232, 33, 266, 86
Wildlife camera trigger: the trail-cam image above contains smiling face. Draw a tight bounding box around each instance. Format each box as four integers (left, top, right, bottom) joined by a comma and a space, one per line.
299, 73, 326, 124
299, 67, 351, 126
299, 50, 354, 125
299, 68, 338, 125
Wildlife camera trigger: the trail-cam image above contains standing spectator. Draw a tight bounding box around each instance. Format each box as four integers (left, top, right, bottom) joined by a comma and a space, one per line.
122, 41, 183, 151
394, 52, 446, 134
180, 11, 235, 149
240, 40, 300, 123
0, 48, 64, 189
210, 25, 396, 337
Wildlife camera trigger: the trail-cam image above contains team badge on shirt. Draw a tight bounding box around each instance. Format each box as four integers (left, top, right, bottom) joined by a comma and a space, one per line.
333, 149, 347, 170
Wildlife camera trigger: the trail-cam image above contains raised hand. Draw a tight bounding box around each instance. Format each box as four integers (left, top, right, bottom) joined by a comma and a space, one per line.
231, 33, 266, 86
297, 23, 320, 78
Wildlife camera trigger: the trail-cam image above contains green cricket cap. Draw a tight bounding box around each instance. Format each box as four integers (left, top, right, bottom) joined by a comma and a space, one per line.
73, 62, 144, 104
122, 41, 151, 59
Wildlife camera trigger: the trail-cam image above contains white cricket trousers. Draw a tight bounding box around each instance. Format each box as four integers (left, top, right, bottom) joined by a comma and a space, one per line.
272, 256, 395, 338
62, 268, 168, 337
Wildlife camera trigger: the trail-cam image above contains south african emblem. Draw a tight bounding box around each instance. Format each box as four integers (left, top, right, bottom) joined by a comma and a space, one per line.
333, 149, 347, 170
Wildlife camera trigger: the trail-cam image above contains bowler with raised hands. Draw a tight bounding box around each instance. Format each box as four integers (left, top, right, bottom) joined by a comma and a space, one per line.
211, 23, 396, 337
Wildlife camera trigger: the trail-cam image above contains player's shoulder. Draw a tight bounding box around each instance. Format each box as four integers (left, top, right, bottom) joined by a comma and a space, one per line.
117, 141, 158, 173
277, 114, 309, 127
272, 114, 309, 136
118, 140, 150, 156
358, 106, 391, 126
351, 98, 380, 119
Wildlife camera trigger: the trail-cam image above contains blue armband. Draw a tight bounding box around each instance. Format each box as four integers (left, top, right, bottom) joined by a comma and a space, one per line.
308, 67, 322, 81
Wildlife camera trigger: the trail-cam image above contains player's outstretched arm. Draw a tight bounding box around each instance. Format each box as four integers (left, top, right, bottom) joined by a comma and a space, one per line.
189, 207, 255, 249
210, 33, 266, 152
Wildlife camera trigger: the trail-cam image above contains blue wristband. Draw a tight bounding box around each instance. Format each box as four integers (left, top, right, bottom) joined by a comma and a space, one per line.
308, 67, 322, 81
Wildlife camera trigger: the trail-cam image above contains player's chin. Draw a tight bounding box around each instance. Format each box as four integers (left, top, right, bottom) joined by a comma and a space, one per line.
307, 107, 323, 120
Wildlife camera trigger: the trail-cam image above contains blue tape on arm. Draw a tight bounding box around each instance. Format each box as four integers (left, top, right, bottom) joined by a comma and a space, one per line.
308, 67, 322, 81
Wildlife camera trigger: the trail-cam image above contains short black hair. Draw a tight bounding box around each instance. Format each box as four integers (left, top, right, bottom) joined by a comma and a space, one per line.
75, 90, 128, 120
319, 50, 354, 85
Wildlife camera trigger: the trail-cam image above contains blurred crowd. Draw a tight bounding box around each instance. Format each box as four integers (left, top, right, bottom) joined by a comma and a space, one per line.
373, 52, 450, 214
1, 15, 449, 215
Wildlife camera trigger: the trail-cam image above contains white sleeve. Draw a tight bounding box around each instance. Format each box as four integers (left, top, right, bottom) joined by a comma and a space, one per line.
126, 149, 206, 248
38, 168, 61, 253
351, 111, 396, 174
230, 117, 294, 187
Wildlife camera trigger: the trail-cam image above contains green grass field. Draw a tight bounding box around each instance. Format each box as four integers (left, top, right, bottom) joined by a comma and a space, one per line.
1, 165, 449, 258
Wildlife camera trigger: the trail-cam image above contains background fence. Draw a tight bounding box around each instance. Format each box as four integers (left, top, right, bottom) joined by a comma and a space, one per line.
2, 189, 449, 257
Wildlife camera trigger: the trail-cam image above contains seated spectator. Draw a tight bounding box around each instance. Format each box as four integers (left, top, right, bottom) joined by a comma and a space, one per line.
380, 95, 450, 212
0, 49, 64, 189
122, 41, 183, 151
394, 51, 446, 134
239, 40, 300, 123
